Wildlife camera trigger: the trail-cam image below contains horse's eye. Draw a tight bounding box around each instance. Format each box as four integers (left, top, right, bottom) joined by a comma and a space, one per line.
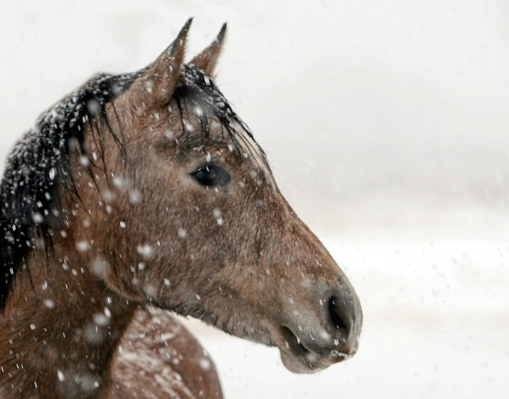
192, 165, 231, 187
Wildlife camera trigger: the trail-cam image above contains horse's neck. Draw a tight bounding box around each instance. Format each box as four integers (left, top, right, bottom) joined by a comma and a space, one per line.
0, 252, 136, 399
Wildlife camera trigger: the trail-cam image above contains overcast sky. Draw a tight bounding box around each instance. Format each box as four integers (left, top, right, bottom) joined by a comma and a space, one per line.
1, 0, 508, 229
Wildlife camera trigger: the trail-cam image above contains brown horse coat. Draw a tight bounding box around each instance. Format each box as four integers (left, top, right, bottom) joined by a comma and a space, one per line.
0, 20, 362, 399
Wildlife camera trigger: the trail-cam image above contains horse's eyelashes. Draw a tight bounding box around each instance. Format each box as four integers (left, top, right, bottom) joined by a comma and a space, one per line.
192, 164, 230, 187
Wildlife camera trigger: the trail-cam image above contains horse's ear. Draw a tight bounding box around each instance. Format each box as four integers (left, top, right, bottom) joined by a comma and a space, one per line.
133, 18, 192, 107
190, 23, 227, 76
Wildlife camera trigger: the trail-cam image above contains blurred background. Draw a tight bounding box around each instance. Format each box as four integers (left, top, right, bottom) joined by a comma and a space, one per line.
1, 0, 508, 398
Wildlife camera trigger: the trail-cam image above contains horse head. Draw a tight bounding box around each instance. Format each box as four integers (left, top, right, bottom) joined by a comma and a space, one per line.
0, 20, 362, 384
83, 20, 363, 373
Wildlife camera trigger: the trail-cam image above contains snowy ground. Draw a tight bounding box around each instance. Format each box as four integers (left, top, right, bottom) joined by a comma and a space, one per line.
179, 223, 509, 399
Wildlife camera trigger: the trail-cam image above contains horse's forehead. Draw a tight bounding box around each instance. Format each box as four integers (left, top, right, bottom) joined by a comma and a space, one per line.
172, 75, 271, 175
190, 120, 271, 178
233, 125, 273, 181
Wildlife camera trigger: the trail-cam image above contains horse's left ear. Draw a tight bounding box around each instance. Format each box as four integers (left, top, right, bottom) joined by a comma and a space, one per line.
190, 23, 227, 76
131, 18, 192, 108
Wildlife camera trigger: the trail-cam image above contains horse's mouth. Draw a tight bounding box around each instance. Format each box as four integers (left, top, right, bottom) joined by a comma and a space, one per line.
277, 326, 352, 374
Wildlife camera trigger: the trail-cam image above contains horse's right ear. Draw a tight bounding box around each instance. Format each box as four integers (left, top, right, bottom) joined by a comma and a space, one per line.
190, 23, 227, 77
131, 18, 192, 108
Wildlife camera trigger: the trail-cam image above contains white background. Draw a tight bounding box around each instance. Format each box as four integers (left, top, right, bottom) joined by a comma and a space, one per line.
1, 1, 508, 398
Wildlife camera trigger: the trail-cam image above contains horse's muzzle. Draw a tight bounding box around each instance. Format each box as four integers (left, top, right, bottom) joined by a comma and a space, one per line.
276, 277, 362, 374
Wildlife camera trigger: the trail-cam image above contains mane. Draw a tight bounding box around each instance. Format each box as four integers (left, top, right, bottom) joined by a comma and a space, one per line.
0, 64, 259, 309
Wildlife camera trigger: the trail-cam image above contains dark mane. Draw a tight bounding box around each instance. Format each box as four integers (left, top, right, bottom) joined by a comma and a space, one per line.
0, 70, 139, 308
0, 64, 258, 309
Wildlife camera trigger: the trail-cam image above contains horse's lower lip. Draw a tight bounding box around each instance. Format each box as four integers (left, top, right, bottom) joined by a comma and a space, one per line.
278, 326, 350, 374
280, 326, 314, 357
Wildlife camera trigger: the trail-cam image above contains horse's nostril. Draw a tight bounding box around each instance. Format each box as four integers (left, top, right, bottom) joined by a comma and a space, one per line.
327, 295, 352, 339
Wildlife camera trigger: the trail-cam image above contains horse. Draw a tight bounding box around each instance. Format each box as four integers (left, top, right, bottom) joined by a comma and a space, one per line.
0, 19, 362, 399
